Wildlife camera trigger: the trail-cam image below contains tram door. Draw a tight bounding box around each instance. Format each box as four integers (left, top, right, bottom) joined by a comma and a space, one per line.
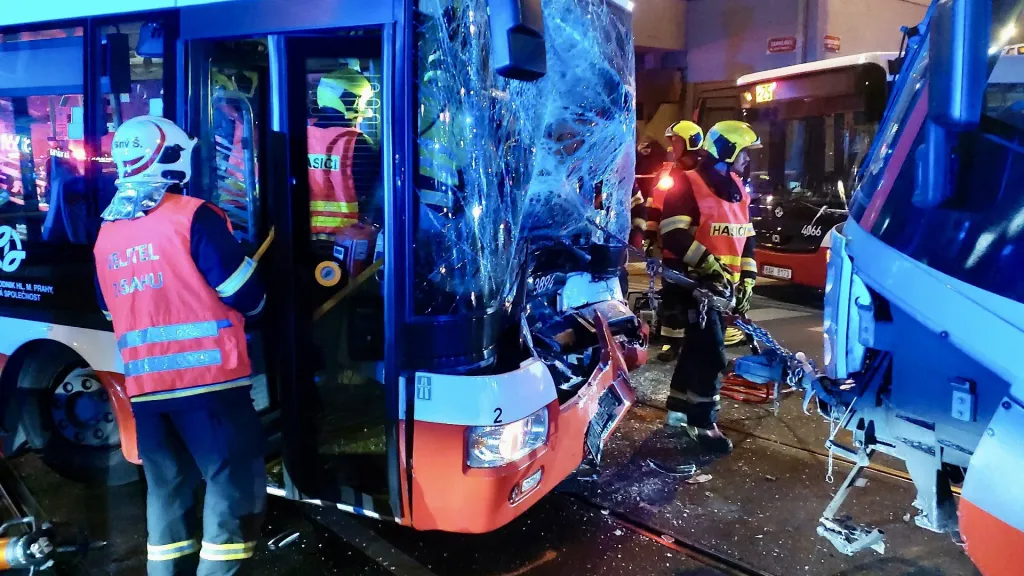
184, 30, 393, 516
280, 34, 391, 513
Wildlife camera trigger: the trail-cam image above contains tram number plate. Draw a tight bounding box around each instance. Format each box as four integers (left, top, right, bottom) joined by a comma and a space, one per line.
762, 265, 792, 280
585, 387, 623, 466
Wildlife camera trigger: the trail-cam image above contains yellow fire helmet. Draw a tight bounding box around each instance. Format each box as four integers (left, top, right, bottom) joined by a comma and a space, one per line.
664, 120, 704, 152
317, 68, 375, 122
704, 120, 762, 164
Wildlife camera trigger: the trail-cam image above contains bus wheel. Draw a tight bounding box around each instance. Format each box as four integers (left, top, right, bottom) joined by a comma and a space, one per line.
19, 354, 140, 486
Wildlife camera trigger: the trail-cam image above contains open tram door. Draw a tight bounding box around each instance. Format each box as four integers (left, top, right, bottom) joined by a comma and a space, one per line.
176, 1, 404, 524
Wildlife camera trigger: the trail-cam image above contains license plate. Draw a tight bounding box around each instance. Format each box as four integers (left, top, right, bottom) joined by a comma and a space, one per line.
585, 387, 623, 465
762, 265, 792, 280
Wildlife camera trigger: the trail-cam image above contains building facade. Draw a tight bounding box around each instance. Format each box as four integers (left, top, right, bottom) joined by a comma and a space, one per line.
634, 0, 928, 140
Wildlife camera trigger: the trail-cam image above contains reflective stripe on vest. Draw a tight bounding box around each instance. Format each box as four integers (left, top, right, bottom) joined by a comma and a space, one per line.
310, 200, 358, 213
93, 194, 252, 399
684, 170, 752, 278
307, 125, 361, 235
117, 319, 233, 351
124, 349, 223, 378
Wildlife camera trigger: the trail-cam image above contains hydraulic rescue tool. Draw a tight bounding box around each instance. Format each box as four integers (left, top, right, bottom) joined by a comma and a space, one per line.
0, 456, 101, 573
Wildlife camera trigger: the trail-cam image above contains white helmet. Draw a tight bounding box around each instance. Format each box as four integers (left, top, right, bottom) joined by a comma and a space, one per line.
111, 116, 196, 186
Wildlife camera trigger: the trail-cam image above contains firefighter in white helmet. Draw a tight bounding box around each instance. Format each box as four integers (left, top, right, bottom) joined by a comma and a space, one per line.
93, 116, 266, 575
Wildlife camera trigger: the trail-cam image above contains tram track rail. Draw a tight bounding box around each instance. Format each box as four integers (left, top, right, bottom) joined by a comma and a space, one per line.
634, 399, 913, 483
563, 491, 778, 576
633, 400, 964, 496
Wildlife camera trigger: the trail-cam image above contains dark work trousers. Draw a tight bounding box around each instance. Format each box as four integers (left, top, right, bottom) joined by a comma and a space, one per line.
135, 391, 266, 576
657, 281, 689, 341
665, 292, 728, 428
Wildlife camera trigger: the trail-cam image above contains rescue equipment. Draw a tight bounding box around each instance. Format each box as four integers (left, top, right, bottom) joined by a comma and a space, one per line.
0, 455, 101, 572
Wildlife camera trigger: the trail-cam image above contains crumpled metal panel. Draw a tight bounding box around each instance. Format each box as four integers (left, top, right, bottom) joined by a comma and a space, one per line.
413, 0, 635, 316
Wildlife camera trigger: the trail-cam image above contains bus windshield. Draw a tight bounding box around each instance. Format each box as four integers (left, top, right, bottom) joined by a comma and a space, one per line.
747, 111, 877, 209
412, 0, 635, 316
743, 86, 881, 210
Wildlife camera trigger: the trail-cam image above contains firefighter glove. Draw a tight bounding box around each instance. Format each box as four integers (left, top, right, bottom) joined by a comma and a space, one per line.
735, 277, 755, 315
695, 255, 733, 293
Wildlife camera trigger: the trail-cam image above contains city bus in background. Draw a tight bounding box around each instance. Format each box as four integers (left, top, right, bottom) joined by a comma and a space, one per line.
698, 48, 1024, 290
0, 0, 644, 533
733, 53, 895, 289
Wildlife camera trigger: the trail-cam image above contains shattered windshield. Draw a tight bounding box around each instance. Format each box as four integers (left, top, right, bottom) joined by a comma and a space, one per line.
413, 0, 635, 316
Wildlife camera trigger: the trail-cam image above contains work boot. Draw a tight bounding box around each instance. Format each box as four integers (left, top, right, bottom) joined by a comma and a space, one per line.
685, 424, 733, 455
665, 410, 687, 428
656, 344, 680, 363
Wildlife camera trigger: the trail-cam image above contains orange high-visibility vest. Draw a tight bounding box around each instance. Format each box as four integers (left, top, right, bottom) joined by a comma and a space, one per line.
93, 194, 252, 399
684, 170, 753, 280
307, 125, 360, 236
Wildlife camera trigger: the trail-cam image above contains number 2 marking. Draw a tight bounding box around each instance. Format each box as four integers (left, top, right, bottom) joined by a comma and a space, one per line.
493, 408, 503, 424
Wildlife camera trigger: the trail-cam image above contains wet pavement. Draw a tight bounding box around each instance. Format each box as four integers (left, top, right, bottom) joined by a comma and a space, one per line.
3, 281, 980, 575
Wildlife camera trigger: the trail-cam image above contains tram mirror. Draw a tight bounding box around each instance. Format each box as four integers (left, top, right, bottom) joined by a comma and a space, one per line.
136, 23, 165, 58
103, 33, 132, 96
488, 0, 547, 81
928, 0, 990, 130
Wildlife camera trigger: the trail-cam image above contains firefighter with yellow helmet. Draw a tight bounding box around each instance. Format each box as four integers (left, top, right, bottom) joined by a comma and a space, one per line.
308, 67, 380, 239
638, 120, 705, 361
657, 120, 760, 455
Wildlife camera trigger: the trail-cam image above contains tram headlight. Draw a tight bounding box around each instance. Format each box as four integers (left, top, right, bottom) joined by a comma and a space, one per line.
467, 407, 549, 468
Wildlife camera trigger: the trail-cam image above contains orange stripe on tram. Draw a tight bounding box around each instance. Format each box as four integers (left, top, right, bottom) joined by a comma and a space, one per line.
960, 498, 1024, 576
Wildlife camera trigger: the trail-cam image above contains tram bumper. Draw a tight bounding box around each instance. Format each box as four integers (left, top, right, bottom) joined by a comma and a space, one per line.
409, 314, 636, 533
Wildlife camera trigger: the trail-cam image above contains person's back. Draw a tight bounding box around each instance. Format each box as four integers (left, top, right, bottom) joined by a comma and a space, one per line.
94, 115, 266, 576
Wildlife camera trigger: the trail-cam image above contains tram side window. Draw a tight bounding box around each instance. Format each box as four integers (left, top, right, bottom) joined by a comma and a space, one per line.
97, 23, 166, 212
0, 28, 93, 245
195, 39, 270, 242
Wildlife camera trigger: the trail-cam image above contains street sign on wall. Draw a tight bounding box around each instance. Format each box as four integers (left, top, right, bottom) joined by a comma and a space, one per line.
824, 34, 841, 53
767, 36, 797, 54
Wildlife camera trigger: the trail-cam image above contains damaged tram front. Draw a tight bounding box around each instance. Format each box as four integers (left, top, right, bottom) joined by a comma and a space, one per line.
0, 0, 643, 532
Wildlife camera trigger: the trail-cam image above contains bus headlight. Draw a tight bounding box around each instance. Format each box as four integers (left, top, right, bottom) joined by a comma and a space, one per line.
467, 407, 549, 468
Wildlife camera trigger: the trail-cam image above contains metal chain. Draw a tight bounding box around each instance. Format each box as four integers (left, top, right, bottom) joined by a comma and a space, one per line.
730, 317, 808, 415
642, 258, 806, 412
641, 260, 851, 485
733, 317, 793, 358
824, 396, 858, 484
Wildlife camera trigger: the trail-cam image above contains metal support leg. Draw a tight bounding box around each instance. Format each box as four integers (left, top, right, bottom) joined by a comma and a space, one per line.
817, 445, 886, 556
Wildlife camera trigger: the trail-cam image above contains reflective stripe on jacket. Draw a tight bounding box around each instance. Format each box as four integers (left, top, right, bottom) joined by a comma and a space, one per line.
685, 170, 752, 281
94, 194, 252, 399
307, 125, 360, 235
